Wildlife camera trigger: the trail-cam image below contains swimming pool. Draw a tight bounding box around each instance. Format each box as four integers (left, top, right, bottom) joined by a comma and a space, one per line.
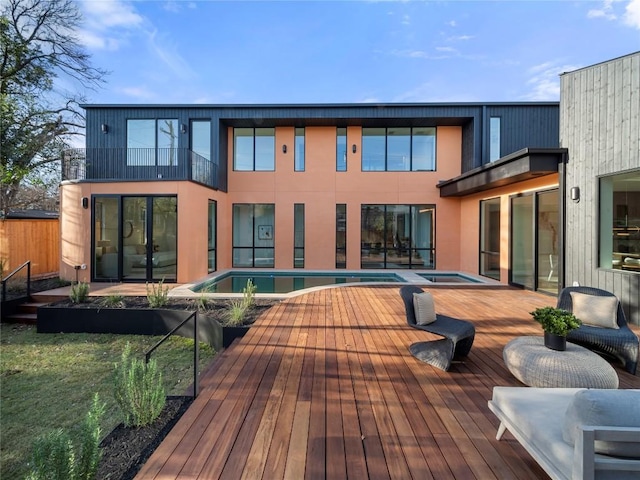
192, 271, 405, 294
418, 273, 483, 283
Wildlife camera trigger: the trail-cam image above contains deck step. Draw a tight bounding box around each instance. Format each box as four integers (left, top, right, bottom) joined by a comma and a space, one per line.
18, 302, 49, 314
31, 293, 66, 303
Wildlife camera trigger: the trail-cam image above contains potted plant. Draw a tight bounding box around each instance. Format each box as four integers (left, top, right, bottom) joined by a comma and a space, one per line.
530, 306, 582, 351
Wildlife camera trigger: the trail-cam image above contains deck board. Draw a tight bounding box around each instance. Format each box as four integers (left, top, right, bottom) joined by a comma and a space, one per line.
135, 286, 640, 480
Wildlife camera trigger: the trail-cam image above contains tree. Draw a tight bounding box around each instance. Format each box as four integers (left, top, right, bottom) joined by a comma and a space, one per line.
0, 0, 106, 216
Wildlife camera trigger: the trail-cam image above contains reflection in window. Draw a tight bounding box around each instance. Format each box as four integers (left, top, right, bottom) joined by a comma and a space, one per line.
336, 128, 347, 172
336, 204, 346, 268
295, 128, 305, 172
361, 204, 435, 269
480, 198, 500, 280
126, 119, 179, 166
490, 117, 501, 162
600, 170, 640, 272
294, 204, 304, 267
233, 204, 275, 267
234, 128, 275, 171
208, 200, 216, 273
362, 127, 436, 171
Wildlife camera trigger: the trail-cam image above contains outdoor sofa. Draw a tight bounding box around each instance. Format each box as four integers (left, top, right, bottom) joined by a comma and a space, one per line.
488, 387, 640, 480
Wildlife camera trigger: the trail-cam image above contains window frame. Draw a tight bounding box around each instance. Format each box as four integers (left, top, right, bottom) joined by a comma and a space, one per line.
233, 127, 275, 171
361, 127, 436, 172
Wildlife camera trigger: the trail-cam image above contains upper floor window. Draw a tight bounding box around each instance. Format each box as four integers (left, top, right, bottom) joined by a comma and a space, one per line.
234, 128, 275, 171
490, 117, 501, 162
336, 128, 347, 172
362, 127, 435, 171
295, 128, 305, 171
127, 119, 179, 166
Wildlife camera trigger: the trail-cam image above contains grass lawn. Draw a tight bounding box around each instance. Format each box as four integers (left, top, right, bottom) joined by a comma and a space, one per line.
0, 324, 216, 480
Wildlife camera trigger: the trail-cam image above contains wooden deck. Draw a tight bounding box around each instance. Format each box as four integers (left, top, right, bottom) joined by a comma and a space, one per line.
135, 286, 640, 480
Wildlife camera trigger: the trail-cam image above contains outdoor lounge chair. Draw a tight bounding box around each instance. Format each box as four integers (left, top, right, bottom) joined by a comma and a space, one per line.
399, 285, 475, 371
558, 286, 639, 374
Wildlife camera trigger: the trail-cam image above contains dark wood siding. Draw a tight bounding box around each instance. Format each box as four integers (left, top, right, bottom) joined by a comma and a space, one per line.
561, 52, 640, 325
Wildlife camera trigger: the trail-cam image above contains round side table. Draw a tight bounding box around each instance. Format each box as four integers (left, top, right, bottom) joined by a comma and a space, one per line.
503, 336, 619, 389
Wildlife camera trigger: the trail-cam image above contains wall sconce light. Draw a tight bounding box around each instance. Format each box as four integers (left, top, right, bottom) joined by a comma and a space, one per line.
81, 197, 88, 209
101, 123, 108, 134
180, 123, 187, 134
282, 144, 287, 154
570, 186, 580, 203
352, 144, 357, 154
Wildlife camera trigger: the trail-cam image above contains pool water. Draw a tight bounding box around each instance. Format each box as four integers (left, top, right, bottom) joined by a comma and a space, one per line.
418, 273, 482, 283
193, 272, 403, 294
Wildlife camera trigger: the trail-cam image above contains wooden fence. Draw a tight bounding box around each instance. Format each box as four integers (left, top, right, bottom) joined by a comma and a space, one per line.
0, 219, 59, 278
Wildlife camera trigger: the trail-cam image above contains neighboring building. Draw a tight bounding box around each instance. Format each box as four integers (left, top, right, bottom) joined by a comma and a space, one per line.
56, 52, 639, 323
561, 51, 640, 324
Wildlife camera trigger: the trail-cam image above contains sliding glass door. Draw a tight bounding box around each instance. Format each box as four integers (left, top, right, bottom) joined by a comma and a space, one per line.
510, 189, 559, 293
93, 195, 177, 282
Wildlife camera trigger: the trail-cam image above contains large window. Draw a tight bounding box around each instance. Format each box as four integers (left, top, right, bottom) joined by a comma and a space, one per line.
480, 198, 500, 280
294, 128, 305, 172
361, 127, 436, 172
336, 128, 347, 172
361, 204, 435, 269
127, 119, 179, 166
600, 169, 640, 272
234, 128, 275, 171
93, 195, 177, 282
294, 204, 304, 267
336, 204, 346, 268
233, 204, 275, 267
510, 189, 559, 293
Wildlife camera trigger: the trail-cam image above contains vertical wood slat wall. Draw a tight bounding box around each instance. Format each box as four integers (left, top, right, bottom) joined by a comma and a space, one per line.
0, 219, 60, 278
561, 52, 640, 324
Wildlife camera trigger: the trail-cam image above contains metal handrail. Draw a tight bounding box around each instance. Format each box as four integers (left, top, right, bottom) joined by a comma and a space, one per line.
144, 311, 200, 398
1, 260, 31, 302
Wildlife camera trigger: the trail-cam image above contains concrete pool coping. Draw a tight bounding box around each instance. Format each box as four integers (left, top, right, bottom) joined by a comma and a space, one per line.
169, 269, 503, 300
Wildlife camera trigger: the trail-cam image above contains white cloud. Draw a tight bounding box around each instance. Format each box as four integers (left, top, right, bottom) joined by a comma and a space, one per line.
120, 86, 156, 100
447, 35, 474, 42
624, 0, 640, 28
522, 61, 583, 101
78, 0, 144, 51
587, 0, 617, 20
448, 20, 457, 27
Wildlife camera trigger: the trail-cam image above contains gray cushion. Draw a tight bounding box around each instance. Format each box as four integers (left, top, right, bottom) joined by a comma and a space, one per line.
562, 389, 640, 458
413, 292, 436, 325
570, 291, 619, 329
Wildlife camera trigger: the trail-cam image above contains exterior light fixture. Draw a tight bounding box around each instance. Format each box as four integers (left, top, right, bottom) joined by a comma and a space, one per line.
180, 124, 187, 134
101, 123, 108, 134
81, 197, 89, 209
282, 144, 287, 153
352, 144, 357, 154
570, 186, 580, 203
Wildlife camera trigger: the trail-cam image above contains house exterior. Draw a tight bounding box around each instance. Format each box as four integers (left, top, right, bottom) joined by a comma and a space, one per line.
56, 53, 640, 323
59, 102, 566, 291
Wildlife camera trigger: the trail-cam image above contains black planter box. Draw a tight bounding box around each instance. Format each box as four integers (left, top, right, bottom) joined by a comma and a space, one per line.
38, 305, 224, 351
222, 325, 251, 348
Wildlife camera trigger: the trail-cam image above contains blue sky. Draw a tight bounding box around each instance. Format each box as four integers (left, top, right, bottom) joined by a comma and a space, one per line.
77, 0, 640, 105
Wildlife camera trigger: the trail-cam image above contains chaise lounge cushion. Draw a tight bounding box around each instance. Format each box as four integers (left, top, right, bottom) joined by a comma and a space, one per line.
570, 292, 619, 329
562, 389, 640, 458
413, 292, 437, 325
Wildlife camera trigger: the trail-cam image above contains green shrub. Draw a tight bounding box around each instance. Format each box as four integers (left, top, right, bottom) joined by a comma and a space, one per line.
225, 299, 248, 327
241, 278, 257, 309
25, 394, 105, 480
100, 293, 125, 308
113, 343, 166, 427
146, 278, 169, 308
69, 282, 90, 304
530, 306, 582, 336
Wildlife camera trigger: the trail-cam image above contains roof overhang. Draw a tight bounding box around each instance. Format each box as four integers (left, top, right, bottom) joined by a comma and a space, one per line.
437, 148, 567, 197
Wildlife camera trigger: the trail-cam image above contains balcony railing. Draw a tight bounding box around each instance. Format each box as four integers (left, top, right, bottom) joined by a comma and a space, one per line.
62, 148, 218, 189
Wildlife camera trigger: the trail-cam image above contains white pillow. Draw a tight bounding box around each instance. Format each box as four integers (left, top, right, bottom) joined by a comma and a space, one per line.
570, 291, 619, 329
562, 389, 640, 458
413, 292, 437, 325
